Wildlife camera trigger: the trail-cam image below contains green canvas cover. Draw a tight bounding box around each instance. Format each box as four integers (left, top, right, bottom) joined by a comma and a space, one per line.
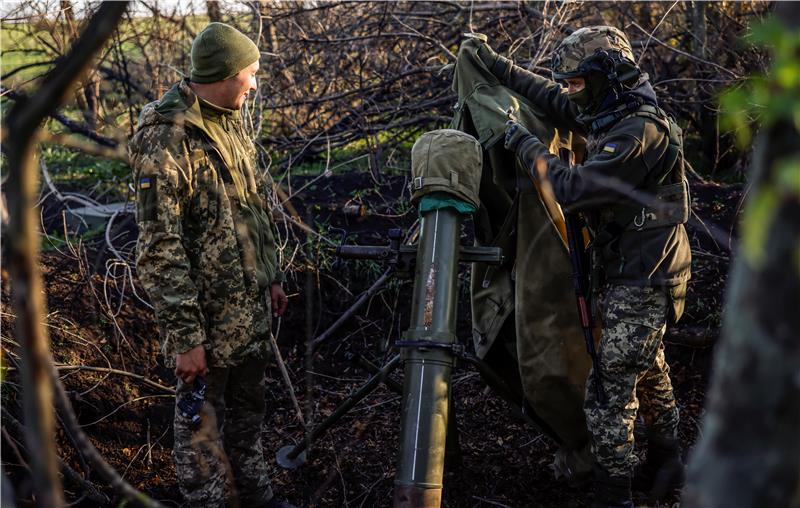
411, 129, 483, 210
418, 192, 477, 215
451, 36, 593, 475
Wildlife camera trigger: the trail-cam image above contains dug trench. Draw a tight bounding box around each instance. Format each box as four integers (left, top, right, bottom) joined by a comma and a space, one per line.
0, 171, 739, 507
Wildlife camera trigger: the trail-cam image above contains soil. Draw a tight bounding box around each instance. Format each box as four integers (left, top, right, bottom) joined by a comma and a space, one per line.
0, 171, 742, 507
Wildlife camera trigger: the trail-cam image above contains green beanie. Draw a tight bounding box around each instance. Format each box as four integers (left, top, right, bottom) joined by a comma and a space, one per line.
190, 22, 260, 83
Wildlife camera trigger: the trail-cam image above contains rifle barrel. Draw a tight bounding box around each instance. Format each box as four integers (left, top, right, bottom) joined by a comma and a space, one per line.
559, 149, 606, 403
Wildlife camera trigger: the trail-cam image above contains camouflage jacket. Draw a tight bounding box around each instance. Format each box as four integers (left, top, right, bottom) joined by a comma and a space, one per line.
129, 80, 281, 367
502, 67, 691, 288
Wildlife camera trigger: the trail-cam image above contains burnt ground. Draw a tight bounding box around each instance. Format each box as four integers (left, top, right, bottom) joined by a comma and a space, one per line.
0, 171, 742, 507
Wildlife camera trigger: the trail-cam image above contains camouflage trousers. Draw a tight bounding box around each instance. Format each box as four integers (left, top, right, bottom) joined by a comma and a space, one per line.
584, 284, 680, 478
173, 356, 274, 508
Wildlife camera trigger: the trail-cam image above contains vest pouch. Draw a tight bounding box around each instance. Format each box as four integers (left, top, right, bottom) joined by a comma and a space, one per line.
410, 129, 483, 209
634, 177, 690, 231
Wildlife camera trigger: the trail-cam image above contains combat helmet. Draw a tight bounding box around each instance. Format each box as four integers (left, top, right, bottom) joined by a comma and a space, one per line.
551, 26, 640, 88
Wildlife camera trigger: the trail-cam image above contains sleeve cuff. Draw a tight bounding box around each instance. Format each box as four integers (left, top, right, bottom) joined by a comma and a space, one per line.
170, 329, 207, 355
492, 55, 514, 83
517, 135, 546, 158
272, 270, 286, 284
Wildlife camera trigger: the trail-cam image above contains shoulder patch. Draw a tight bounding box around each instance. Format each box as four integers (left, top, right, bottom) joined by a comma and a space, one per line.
137, 175, 158, 222
603, 143, 617, 153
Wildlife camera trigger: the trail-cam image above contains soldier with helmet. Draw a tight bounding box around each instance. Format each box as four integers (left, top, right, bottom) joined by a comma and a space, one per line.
477, 26, 691, 507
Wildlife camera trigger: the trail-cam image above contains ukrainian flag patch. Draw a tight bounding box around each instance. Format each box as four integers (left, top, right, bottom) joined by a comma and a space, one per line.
139, 177, 152, 189
602, 143, 617, 153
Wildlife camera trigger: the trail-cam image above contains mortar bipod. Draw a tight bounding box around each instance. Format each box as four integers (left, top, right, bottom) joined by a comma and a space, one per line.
277, 226, 503, 490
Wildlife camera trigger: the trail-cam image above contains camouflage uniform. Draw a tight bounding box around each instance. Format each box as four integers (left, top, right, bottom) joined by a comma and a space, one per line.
173, 359, 273, 507
585, 285, 679, 477
129, 80, 282, 507
482, 26, 691, 481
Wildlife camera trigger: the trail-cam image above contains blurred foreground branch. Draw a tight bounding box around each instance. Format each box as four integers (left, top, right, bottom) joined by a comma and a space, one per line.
2, 1, 132, 505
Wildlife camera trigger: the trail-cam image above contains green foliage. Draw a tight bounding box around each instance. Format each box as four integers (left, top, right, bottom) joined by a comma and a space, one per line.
41, 222, 106, 252
0, 21, 50, 82
721, 18, 800, 270
40, 144, 131, 198
0, 13, 208, 85
719, 19, 800, 148
273, 126, 420, 177
741, 155, 800, 268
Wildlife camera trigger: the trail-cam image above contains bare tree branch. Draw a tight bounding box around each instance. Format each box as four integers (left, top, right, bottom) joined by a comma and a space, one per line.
2, 2, 130, 505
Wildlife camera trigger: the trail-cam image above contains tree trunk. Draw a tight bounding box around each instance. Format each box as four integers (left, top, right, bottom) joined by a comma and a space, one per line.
207, 1, 222, 22
2, 2, 130, 506
683, 9, 800, 508
690, 1, 719, 174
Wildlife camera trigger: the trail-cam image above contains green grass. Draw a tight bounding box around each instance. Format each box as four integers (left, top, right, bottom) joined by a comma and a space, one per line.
0, 13, 210, 86
40, 143, 132, 200
41, 222, 106, 252
42, 144, 128, 180
0, 20, 52, 83
273, 126, 421, 178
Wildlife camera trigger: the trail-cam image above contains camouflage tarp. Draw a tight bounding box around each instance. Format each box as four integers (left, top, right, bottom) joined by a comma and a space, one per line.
451, 36, 593, 475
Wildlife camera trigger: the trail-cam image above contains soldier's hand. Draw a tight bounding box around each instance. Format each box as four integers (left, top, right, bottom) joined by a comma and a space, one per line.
504, 120, 538, 153
472, 37, 512, 82
475, 38, 499, 69
271, 283, 288, 317
175, 345, 208, 384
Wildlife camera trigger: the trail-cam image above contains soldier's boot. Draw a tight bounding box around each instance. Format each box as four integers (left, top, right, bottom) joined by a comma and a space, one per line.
590, 469, 634, 508
633, 434, 685, 499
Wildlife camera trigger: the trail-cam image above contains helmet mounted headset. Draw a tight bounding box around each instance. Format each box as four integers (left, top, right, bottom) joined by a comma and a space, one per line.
550, 26, 642, 99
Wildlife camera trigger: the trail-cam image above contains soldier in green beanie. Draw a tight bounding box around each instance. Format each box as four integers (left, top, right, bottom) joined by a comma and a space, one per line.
129, 21, 294, 508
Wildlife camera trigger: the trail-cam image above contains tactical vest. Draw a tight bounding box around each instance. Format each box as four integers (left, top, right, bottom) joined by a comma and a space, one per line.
594, 105, 689, 246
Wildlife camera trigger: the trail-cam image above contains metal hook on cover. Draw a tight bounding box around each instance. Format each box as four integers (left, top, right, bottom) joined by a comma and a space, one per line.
633, 208, 646, 229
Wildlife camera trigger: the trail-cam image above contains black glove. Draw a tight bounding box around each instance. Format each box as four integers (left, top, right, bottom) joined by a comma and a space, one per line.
504, 120, 539, 153
476, 40, 499, 68
476, 41, 512, 82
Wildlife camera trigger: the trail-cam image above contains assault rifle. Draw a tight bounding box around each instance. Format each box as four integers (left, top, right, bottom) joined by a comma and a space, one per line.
559, 147, 605, 403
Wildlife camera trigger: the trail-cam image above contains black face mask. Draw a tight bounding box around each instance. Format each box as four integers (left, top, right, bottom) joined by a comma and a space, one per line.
575, 73, 614, 115
567, 88, 592, 111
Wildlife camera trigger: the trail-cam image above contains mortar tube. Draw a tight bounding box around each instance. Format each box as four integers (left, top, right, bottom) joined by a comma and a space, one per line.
393, 207, 461, 508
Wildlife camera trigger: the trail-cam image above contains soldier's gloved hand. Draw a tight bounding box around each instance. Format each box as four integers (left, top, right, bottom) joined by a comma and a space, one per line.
476, 40, 500, 69
504, 120, 539, 153
475, 39, 512, 81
